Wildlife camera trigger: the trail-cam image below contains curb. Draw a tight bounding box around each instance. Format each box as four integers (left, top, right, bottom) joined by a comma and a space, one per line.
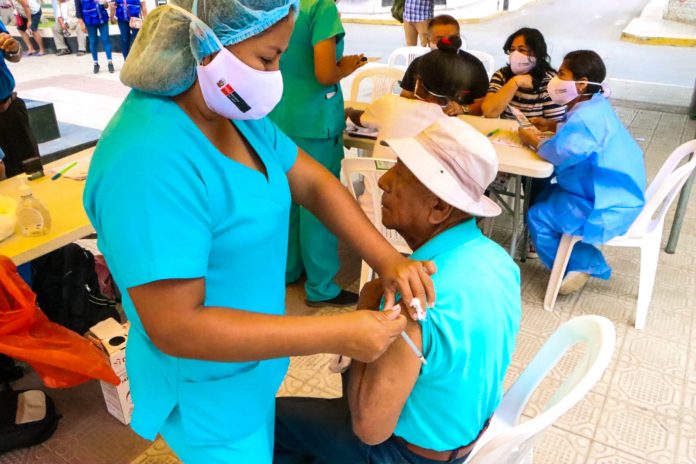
620, 32, 696, 47
340, 11, 506, 26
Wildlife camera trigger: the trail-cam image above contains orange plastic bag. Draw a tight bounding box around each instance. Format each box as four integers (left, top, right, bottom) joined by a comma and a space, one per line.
0, 256, 120, 388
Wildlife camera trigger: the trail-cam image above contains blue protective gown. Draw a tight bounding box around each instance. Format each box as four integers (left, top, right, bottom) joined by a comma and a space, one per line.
528, 93, 647, 279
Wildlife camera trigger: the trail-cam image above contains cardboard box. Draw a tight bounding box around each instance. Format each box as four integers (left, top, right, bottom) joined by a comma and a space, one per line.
88, 318, 132, 425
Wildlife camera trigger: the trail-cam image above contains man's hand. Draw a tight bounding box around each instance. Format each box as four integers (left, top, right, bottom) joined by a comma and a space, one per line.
358, 278, 384, 309
0, 33, 20, 57
518, 125, 543, 150
379, 256, 436, 320
338, 54, 366, 78
514, 74, 533, 90
530, 117, 557, 133
338, 308, 406, 363
443, 100, 465, 116
80, 20, 87, 33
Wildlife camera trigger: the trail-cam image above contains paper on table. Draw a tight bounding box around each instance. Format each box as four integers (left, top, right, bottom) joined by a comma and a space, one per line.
49, 155, 93, 180
345, 121, 378, 139
489, 129, 525, 148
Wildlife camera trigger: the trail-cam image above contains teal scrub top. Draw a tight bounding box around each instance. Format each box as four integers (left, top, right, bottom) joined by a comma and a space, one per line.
270, 0, 346, 139
83, 90, 297, 446
394, 220, 521, 451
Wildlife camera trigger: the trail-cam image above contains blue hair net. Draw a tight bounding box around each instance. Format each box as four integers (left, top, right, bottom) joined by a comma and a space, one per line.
120, 0, 298, 96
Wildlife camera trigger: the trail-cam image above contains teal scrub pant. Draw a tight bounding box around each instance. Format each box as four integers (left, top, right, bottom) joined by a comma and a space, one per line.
160, 405, 275, 463
287, 135, 344, 302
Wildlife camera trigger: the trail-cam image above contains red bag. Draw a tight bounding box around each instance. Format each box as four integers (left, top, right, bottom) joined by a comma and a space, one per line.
0, 256, 120, 388
14, 14, 23, 28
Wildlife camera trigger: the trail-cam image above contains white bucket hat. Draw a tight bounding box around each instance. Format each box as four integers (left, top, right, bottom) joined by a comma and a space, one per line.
383, 117, 501, 218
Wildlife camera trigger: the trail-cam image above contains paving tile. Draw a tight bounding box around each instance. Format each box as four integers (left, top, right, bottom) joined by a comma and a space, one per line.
586, 441, 657, 464
609, 361, 685, 419
595, 397, 678, 464
523, 377, 606, 440
532, 426, 591, 464
677, 414, 696, 464
618, 330, 689, 379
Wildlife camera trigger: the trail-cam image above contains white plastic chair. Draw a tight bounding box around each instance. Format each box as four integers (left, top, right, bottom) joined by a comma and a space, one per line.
465, 315, 616, 464
387, 46, 431, 69
543, 140, 696, 329
466, 50, 495, 76
349, 66, 405, 104
341, 157, 412, 290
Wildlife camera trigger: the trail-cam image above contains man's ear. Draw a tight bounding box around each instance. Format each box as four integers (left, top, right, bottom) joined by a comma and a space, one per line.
428, 197, 454, 225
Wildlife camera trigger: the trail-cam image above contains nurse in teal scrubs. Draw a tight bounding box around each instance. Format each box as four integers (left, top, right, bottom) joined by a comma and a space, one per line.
83, 0, 435, 462
270, 0, 365, 306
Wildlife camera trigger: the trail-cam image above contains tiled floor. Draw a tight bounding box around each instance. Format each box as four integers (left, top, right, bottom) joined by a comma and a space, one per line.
1, 107, 694, 464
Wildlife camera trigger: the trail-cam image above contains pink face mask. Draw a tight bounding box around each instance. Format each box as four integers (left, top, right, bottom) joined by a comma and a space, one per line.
509, 50, 536, 75
546, 76, 607, 106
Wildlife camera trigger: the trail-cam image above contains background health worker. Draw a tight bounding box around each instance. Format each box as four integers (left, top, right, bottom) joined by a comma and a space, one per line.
83, 0, 436, 462
519, 50, 646, 294
270, 0, 366, 307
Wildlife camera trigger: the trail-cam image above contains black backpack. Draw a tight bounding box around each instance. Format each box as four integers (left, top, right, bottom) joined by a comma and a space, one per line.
0, 386, 61, 455
31, 244, 120, 335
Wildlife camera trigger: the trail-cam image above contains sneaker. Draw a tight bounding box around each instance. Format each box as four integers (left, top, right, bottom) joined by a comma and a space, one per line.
56, 49, 71, 56
527, 242, 538, 259
108, 62, 115, 73
76, 50, 86, 56
36, 51, 46, 56
306, 290, 359, 308
559, 272, 590, 295
93, 63, 100, 74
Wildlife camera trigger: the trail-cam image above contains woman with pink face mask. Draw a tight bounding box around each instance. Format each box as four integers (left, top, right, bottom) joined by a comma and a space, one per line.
482, 27, 565, 122
518, 50, 646, 295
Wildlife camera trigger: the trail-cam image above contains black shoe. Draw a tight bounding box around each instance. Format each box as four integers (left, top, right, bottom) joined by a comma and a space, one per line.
306, 290, 359, 308
93, 63, 100, 74
108, 62, 115, 73
76, 50, 86, 56
56, 49, 71, 56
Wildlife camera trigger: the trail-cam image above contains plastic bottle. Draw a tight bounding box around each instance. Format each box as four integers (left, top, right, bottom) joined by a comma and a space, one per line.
16, 180, 51, 237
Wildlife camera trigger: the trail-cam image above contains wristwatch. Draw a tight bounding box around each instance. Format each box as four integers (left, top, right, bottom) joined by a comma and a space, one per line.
460, 104, 470, 115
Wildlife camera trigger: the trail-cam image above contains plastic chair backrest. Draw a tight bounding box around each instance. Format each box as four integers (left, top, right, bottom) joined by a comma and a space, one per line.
341, 157, 411, 253
387, 46, 431, 68
466, 50, 495, 76
466, 315, 616, 464
349, 66, 406, 103
624, 147, 696, 237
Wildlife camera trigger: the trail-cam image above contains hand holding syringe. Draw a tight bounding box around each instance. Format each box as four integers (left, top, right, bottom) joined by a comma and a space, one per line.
400, 298, 427, 365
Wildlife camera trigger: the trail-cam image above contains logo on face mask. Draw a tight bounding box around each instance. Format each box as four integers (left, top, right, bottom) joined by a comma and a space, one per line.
216, 78, 251, 113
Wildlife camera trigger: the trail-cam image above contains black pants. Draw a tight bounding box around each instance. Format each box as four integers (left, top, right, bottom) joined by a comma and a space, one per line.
0, 96, 39, 178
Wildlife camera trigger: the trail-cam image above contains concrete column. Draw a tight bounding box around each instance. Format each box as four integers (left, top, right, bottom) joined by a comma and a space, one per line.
664, 0, 696, 25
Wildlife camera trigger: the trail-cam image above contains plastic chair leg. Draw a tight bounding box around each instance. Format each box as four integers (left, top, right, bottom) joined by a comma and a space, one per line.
634, 236, 661, 330
481, 217, 494, 237
359, 260, 374, 293
543, 235, 582, 312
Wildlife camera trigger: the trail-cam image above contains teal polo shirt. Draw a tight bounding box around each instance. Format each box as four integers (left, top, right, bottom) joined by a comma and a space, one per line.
269, 0, 345, 139
394, 219, 521, 451
0, 22, 16, 101
84, 90, 297, 449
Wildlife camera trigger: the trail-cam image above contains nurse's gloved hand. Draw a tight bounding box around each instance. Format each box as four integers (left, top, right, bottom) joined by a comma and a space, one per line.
339, 307, 406, 363
380, 256, 437, 320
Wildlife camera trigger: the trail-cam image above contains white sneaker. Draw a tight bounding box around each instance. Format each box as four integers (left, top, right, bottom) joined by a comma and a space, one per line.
559, 272, 590, 295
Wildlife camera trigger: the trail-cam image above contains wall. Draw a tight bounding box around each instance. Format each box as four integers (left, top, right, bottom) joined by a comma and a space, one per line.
664, 0, 696, 24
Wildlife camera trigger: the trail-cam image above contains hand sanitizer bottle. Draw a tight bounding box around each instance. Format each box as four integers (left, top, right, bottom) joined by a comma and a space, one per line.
16, 180, 51, 237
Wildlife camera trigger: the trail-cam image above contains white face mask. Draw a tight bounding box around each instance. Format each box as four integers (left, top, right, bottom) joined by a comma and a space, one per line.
197, 48, 283, 120
509, 50, 536, 75
169, 2, 283, 120
546, 76, 606, 106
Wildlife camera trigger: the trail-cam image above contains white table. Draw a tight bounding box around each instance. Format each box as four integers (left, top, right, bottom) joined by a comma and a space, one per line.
342, 106, 553, 259
0, 149, 95, 265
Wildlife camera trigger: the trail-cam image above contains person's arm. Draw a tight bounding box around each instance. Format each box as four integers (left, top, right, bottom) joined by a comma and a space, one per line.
139, 0, 146, 16
481, 74, 533, 118
0, 32, 21, 63
444, 97, 484, 117
345, 107, 365, 127
16, 0, 31, 26
348, 306, 423, 444
129, 277, 407, 364
0, 161, 6, 180
288, 149, 436, 313
314, 37, 364, 86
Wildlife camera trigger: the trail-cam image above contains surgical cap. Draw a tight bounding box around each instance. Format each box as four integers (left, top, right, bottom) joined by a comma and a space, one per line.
120, 0, 299, 96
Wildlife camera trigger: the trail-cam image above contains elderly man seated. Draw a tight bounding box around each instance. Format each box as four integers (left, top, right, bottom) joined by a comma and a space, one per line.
274, 118, 521, 464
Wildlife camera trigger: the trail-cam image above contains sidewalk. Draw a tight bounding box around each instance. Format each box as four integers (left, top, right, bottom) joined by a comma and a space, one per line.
622, 0, 696, 46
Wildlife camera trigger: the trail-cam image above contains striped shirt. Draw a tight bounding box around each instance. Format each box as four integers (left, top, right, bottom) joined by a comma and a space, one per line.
403, 0, 434, 22
488, 68, 566, 121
